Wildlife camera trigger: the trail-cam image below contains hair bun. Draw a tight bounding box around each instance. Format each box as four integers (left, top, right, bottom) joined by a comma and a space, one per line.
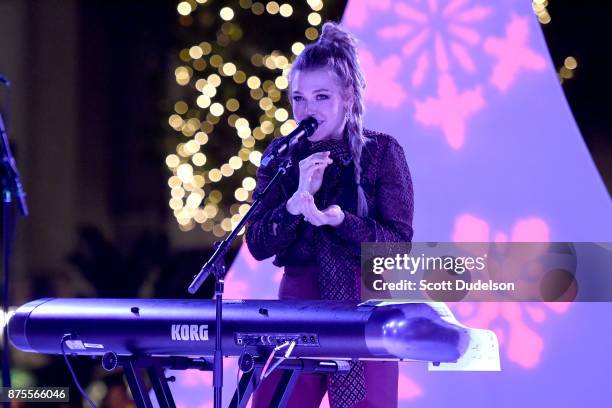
319, 21, 357, 49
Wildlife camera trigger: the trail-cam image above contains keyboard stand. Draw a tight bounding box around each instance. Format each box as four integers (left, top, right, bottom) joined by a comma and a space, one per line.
113, 355, 347, 408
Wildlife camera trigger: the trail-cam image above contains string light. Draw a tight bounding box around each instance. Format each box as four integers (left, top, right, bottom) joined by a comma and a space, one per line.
532, 0, 551, 24
241, 137, 254, 148
564, 56, 577, 70
220, 7, 235, 21
209, 169, 222, 182
239, 0, 253, 9
226, 98, 240, 111
192, 152, 207, 166
200, 42, 212, 55
305, 27, 319, 41
249, 151, 262, 166
233, 71, 247, 83
250, 54, 264, 67
266, 2, 280, 15
247, 76, 261, 89
279, 4, 293, 17
209, 55, 223, 68
242, 177, 257, 191
177, 2, 193, 16
307, 0, 324, 12
189, 46, 204, 59
166, 154, 180, 169
168, 0, 326, 232
194, 132, 208, 144
559, 56, 578, 84
291, 42, 305, 55
222, 62, 237, 76
308, 12, 322, 26
175, 66, 192, 85
250, 88, 264, 100
197, 95, 212, 108
251, 2, 265, 15
179, 49, 191, 62
193, 59, 207, 71
274, 108, 289, 121
207, 73, 222, 86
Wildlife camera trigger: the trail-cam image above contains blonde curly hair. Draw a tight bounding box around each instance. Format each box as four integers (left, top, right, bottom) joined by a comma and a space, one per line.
289, 21, 369, 216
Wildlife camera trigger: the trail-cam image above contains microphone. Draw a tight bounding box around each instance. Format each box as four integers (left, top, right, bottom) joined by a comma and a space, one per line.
0, 75, 10, 87
260, 116, 318, 167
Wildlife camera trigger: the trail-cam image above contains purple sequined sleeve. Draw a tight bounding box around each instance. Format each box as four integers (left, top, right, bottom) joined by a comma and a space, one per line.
333, 136, 414, 243
245, 137, 302, 261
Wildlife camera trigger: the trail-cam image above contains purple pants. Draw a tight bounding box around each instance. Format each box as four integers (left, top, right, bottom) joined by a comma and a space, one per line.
251, 265, 399, 408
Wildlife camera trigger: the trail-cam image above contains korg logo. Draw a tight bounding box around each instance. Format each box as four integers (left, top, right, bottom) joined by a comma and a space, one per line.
171, 324, 209, 341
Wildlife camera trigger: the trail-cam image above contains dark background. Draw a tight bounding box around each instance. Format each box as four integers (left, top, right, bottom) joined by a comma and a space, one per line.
543, 1, 612, 195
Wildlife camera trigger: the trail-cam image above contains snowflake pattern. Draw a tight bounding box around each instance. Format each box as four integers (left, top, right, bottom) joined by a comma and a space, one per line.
414, 73, 484, 149
344, 0, 391, 29
377, 0, 492, 85
360, 47, 408, 108
484, 14, 547, 92
345, 0, 547, 149
451, 213, 571, 368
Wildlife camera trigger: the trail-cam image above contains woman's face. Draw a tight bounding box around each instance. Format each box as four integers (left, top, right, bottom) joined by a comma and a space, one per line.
291, 68, 348, 142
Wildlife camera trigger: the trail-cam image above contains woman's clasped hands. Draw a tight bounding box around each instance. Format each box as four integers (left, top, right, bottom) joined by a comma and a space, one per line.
286, 151, 345, 227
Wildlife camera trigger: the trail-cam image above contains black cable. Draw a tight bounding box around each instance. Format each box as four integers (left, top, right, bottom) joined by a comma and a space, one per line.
236, 358, 241, 408
60, 334, 97, 408
236, 343, 247, 407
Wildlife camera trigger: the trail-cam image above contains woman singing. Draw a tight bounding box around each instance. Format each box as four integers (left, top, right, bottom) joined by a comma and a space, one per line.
246, 21, 414, 408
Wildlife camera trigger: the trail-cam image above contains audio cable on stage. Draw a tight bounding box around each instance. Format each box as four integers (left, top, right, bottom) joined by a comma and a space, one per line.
60, 334, 97, 408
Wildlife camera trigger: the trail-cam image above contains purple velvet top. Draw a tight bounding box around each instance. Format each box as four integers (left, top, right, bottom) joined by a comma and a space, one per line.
245, 129, 414, 300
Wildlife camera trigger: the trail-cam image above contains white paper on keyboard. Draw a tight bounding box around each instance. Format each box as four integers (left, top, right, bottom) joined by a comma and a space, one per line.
361, 300, 501, 371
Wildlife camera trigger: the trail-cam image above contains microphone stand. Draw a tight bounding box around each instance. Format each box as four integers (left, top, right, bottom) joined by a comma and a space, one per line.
0, 87, 28, 403
188, 152, 295, 408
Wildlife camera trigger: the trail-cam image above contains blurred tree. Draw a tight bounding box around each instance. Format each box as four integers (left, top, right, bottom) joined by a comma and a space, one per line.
165, 0, 347, 241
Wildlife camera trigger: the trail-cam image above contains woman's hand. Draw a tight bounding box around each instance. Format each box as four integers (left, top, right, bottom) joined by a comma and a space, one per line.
293, 192, 345, 227
298, 151, 332, 194
286, 152, 332, 215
